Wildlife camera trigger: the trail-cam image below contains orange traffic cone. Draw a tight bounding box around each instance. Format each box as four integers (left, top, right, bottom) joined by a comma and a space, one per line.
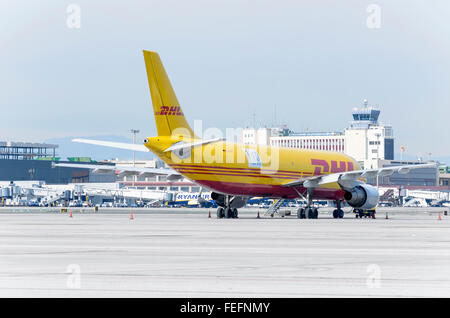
438, 213, 441, 221
208, 210, 211, 218
130, 211, 134, 220
69, 210, 72, 218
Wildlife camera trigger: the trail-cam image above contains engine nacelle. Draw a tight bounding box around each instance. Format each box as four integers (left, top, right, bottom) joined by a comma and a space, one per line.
344, 184, 379, 209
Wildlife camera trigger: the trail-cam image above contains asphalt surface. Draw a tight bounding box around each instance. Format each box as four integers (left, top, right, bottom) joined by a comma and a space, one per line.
0, 207, 449, 297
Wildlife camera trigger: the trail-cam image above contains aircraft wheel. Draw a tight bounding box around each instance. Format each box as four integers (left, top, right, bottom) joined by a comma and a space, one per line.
224, 207, 232, 219
305, 207, 312, 219
338, 209, 344, 218
313, 208, 319, 219
332, 209, 339, 219
232, 208, 238, 218
217, 207, 224, 218
297, 208, 304, 219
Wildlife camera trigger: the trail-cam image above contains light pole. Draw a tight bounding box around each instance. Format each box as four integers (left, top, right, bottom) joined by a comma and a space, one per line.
375, 133, 381, 189
130, 129, 140, 186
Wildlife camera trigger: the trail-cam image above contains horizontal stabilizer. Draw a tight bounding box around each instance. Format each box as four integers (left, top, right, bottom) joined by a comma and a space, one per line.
72, 138, 148, 152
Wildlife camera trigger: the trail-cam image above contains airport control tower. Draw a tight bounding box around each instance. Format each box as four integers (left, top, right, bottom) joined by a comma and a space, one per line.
349, 99, 381, 129
344, 99, 394, 169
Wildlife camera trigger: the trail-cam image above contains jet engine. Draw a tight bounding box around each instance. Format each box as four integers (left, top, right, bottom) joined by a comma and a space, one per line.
343, 184, 379, 209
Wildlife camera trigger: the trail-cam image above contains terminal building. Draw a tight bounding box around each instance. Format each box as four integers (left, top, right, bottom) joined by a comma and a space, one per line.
255, 100, 394, 169
0, 141, 58, 160
0, 99, 444, 192
0, 141, 197, 193
0, 141, 115, 184
103, 159, 201, 193
439, 166, 450, 187
242, 100, 439, 187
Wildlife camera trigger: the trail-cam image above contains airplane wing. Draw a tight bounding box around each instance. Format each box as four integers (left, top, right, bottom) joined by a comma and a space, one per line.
72, 138, 149, 152
52, 162, 183, 180
282, 163, 438, 188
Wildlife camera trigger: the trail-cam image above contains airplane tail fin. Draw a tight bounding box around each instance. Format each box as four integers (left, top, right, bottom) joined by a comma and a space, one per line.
143, 50, 195, 138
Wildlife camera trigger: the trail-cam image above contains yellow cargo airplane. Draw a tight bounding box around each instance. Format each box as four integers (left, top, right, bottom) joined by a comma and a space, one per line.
56, 50, 436, 219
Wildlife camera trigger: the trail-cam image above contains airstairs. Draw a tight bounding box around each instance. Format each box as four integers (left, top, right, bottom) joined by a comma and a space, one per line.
265, 199, 285, 217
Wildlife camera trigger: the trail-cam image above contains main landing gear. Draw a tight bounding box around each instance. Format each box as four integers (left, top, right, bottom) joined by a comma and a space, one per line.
296, 206, 318, 219
332, 200, 345, 219
216, 195, 239, 219
293, 189, 345, 220
216, 206, 238, 219
296, 190, 318, 219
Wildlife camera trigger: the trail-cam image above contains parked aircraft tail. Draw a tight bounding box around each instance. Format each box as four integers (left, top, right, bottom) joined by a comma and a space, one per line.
143, 50, 195, 138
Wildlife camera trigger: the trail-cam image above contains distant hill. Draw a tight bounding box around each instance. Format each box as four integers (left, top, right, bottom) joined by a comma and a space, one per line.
44, 135, 154, 161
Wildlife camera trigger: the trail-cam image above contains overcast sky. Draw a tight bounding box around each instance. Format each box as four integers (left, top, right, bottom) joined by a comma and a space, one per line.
1, 0, 449, 158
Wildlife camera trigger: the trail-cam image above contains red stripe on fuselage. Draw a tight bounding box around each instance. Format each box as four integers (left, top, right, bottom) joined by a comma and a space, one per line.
169, 163, 305, 175
175, 167, 301, 177
176, 169, 299, 180
195, 179, 346, 200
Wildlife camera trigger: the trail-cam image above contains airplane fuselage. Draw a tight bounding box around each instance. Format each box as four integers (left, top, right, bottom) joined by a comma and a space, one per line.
144, 137, 360, 200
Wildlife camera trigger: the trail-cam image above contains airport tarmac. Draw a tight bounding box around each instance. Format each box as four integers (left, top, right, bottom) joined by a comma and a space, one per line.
0, 207, 449, 297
